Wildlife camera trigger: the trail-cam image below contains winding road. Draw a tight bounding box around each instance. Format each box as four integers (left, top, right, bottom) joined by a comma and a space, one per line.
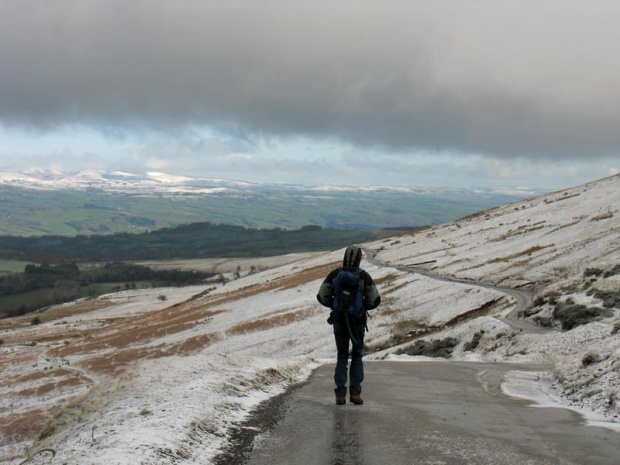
362, 247, 549, 334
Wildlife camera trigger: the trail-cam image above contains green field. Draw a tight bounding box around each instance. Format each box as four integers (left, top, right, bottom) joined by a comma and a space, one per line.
0, 185, 529, 236
0, 223, 403, 262
0, 281, 159, 317
0, 260, 32, 275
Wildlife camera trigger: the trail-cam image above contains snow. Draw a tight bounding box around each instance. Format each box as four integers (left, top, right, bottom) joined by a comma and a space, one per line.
0, 169, 537, 199
502, 370, 620, 433
1, 174, 619, 463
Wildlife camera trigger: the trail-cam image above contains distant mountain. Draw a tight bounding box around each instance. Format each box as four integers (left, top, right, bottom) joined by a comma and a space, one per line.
0, 169, 543, 236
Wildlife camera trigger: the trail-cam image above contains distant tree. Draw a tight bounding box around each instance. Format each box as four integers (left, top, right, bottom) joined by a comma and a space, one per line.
53, 279, 79, 303
31, 316, 41, 326
88, 286, 100, 298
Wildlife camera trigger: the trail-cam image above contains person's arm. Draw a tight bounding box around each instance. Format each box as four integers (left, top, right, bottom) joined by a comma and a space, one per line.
316, 268, 340, 308
361, 270, 381, 310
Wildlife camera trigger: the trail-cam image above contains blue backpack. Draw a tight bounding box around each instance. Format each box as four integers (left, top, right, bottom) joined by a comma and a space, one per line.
333, 269, 365, 319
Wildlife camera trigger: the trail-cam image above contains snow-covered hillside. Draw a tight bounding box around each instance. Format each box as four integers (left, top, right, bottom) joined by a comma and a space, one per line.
369, 173, 620, 422
0, 175, 618, 464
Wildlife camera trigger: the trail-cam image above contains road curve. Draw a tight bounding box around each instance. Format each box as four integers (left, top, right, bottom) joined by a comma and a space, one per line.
362, 248, 550, 334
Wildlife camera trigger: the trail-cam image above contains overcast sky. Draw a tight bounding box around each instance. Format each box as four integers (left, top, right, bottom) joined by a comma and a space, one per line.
0, 0, 618, 188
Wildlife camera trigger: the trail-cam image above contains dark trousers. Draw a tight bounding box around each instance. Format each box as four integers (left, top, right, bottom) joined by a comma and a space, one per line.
333, 319, 365, 398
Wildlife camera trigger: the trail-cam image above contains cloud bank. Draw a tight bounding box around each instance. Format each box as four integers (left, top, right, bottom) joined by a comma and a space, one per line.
1, 1, 619, 159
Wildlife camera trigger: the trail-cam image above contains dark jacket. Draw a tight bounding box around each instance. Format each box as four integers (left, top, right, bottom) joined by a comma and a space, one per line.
316, 245, 381, 318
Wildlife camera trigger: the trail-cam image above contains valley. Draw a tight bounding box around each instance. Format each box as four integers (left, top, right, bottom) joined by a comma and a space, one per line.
0, 170, 537, 236
0, 174, 618, 464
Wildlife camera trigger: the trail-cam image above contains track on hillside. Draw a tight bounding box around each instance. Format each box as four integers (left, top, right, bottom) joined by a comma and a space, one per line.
363, 248, 550, 335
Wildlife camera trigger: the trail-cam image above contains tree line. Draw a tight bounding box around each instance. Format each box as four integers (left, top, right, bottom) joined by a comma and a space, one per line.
0, 262, 211, 297
0, 222, 389, 262
0, 262, 214, 318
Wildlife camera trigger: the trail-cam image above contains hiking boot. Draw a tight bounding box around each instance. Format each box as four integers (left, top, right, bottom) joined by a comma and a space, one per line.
336, 397, 346, 405
350, 395, 364, 405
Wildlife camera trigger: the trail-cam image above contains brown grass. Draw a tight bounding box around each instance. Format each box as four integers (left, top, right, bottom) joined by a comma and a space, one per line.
0, 409, 49, 442
444, 298, 502, 326
49, 308, 227, 358
493, 224, 546, 242
166, 332, 221, 355
0, 368, 77, 389
488, 244, 554, 263
377, 306, 404, 317
39, 299, 115, 323
16, 376, 84, 397
383, 281, 414, 296
78, 347, 170, 375
227, 307, 320, 335
390, 319, 426, 335
591, 211, 614, 222
374, 274, 398, 286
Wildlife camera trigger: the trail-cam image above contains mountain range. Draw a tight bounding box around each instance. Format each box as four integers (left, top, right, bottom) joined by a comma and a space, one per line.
0, 169, 542, 236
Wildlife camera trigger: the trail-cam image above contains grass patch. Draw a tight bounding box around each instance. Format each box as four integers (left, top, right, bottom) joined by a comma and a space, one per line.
582, 351, 599, 367
227, 308, 319, 335
552, 303, 613, 330
591, 211, 614, 222
382, 281, 414, 296
373, 274, 398, 286
464, 331, 484, 351
395, 337, 458, 359
489, 244, 554, 263
0, 259, 32, 275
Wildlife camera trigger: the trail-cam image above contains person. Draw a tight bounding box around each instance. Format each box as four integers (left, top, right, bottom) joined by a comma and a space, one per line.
317, 245, 381, 405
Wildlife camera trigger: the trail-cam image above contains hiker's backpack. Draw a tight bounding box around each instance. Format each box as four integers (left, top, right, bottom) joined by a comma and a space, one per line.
333, 269, 365, 319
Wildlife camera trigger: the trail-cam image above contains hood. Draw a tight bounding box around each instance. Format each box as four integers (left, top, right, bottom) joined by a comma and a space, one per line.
343, 245, 362, 269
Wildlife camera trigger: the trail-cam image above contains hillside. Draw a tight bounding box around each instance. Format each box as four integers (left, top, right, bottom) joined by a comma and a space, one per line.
0, 170, 537, 235
0, 174, 618, 464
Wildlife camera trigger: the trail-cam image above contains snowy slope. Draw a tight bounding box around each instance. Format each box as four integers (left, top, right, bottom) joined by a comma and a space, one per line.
369, 174, 620, 423
0, 175, 618, 463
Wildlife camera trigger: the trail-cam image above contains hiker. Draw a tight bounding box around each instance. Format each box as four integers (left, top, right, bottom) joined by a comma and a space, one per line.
317, 245, 381, 405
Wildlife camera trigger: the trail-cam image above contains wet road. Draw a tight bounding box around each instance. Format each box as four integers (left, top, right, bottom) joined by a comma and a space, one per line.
242, 362, 619, 465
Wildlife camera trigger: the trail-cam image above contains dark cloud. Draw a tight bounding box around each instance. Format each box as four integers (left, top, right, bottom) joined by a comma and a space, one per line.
1, 1, 620, 158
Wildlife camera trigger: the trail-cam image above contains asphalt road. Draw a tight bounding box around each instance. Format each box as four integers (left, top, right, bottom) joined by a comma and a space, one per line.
236, 362, 619, 465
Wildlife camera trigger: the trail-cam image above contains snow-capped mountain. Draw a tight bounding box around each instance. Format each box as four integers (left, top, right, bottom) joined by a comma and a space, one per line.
0, 169, 540, 197
0, 169, 257, 195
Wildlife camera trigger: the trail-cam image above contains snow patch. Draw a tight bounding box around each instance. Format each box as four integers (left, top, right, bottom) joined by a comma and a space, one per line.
502, 370, 620, 433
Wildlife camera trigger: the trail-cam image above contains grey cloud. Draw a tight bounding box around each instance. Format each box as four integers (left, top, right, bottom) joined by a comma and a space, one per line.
1, 1, 620, 158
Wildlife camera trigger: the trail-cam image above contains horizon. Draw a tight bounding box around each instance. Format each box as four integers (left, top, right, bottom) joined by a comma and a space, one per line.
0, 166, 551, 193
